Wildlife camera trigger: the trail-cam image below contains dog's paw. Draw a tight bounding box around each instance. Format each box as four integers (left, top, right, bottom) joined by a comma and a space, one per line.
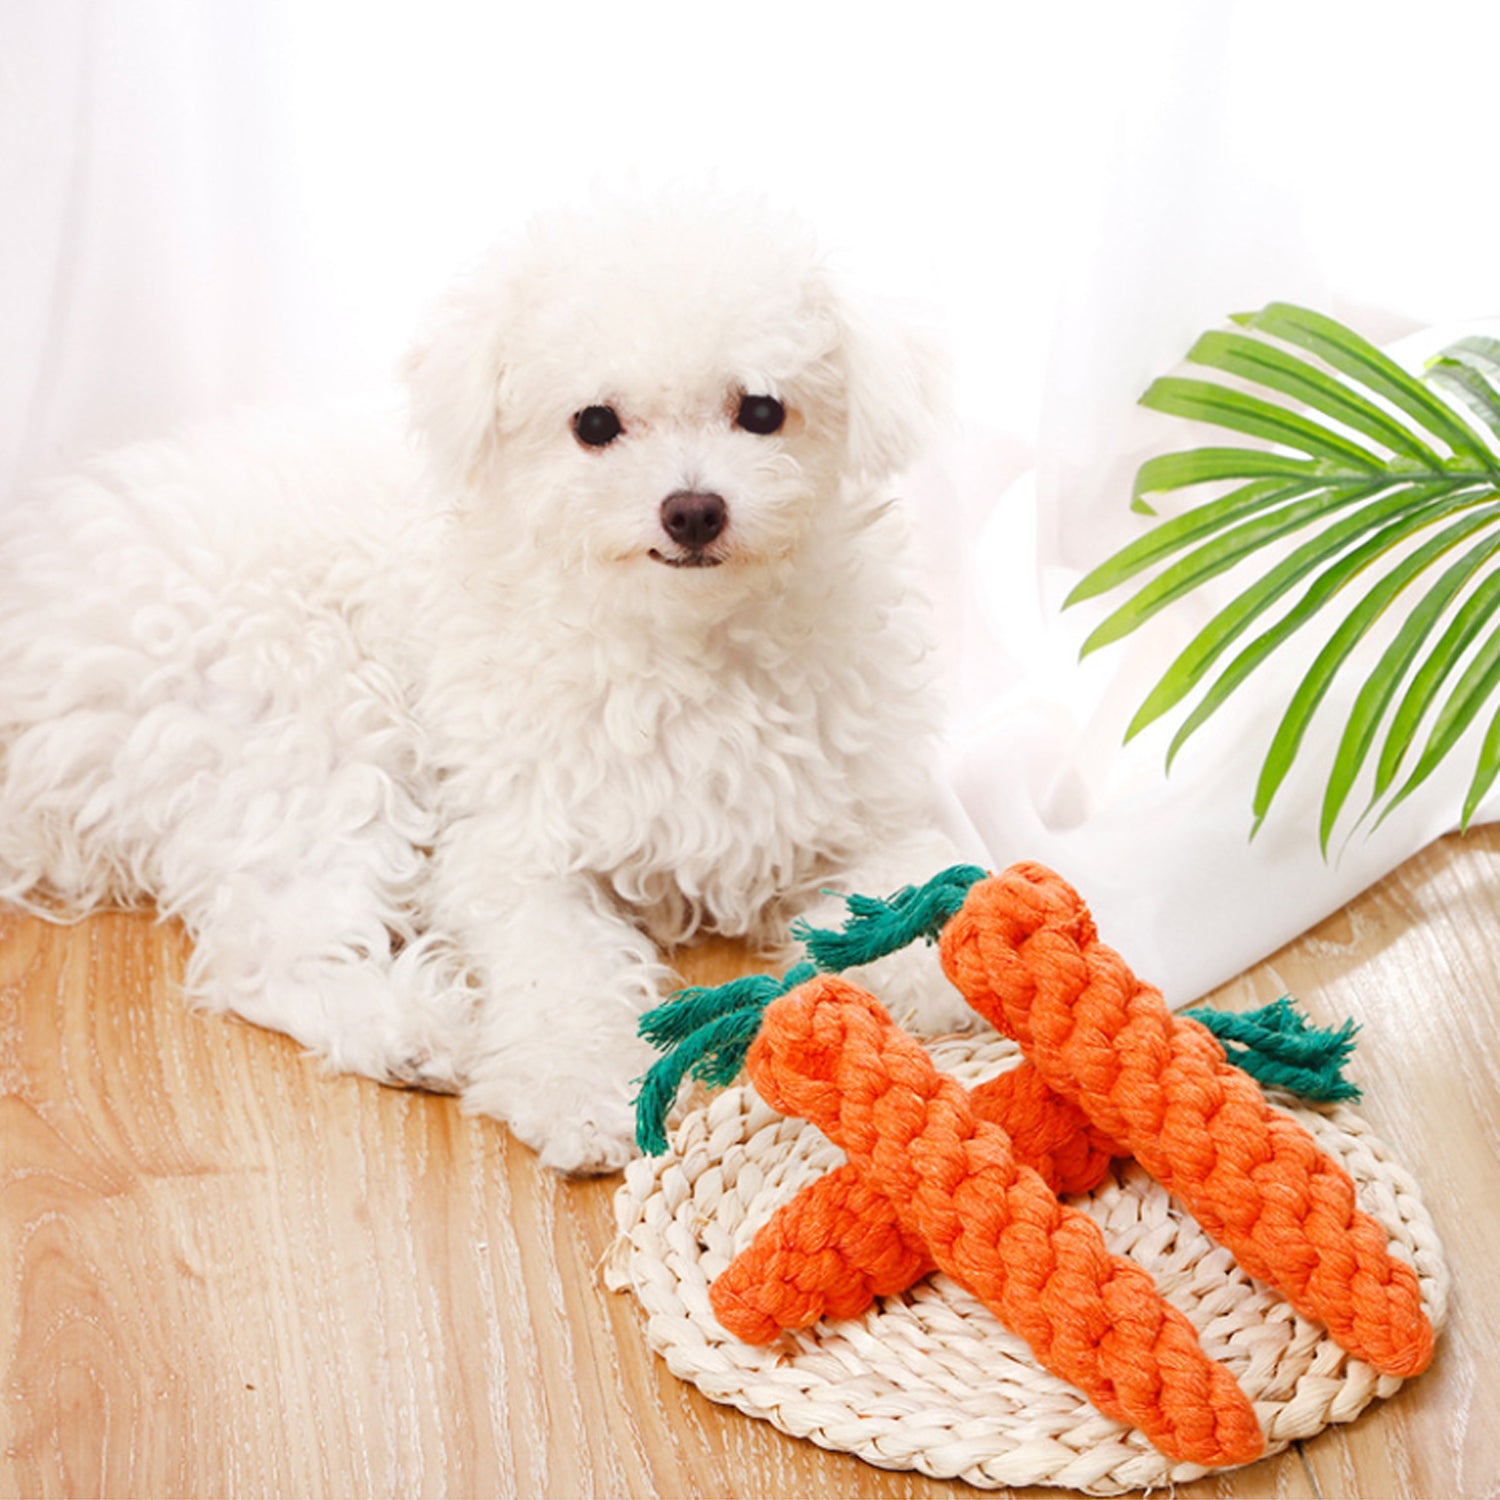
382, 1046, 464, 1096
528, 1110, 638, 1177
476, 1074, 639, 1176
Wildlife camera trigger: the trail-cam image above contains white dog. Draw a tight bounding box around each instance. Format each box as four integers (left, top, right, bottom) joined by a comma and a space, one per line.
0, 197, 970, 1173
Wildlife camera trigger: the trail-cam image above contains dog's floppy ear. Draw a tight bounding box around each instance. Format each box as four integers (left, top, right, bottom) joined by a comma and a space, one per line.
401, 264, 511, 492
830, 292, 952, 482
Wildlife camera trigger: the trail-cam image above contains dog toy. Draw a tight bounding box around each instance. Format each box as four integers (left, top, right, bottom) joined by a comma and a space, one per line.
634, 861, 1435, 1468
703, 1048, 1121, 1342
636, 868, 1360, 1336
941, 864, 1433, 1376
663, 967, 1264, 1466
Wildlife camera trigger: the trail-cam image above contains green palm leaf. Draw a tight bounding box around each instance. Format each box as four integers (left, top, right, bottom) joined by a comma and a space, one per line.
1122, 480, 1431, 741
1461, 704, 1500, 828
1232, 303, 1499, 470
1379, 619, 1500, 823
1253, 495, 1500, 836
1160, 486, 1479, 769
1066, 304, 1500, 847
1141, 376, 1387, 468
1131, 448, 1330, 511
1320, 523, 1500, 849
1081, 481, 1364, 655
1373, 568, 1500, 799
1186, 329, 1446, 465
1425, 338, 1500, 448
1067, 477, 1327, 606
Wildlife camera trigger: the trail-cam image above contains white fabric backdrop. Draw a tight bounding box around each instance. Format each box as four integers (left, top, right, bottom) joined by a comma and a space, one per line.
7, 0, 1500, 1003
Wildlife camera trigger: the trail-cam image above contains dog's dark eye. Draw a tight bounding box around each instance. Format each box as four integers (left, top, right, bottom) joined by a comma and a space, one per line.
735, 394, 786, 436
573, 405, 623, 448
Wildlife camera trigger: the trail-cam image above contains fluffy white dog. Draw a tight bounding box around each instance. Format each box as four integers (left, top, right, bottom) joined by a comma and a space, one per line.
0, 197, 970, 1173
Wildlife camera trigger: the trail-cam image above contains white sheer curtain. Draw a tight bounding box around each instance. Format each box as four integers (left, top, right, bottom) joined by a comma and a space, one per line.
7, 0, 1500, 1001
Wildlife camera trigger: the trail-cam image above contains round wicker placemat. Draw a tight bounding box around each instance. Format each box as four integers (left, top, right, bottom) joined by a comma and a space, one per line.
606, 1031, 1448, 1494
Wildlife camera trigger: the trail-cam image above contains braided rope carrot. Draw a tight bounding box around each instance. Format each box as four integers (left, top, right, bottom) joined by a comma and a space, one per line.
634, 861, 1420, 1466
678, 867, 1348, 1345
711, 1062, 1120, 1341
730, 973, 1264, 1468
937, 861, 1433, 1379
711, 1161, 933, 1342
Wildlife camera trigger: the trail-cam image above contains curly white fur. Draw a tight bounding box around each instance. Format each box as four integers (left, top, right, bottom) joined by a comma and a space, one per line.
0, 197, 970, 1173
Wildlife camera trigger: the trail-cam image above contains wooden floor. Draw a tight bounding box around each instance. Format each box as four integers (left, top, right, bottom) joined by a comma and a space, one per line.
2, 832, 1498, 1499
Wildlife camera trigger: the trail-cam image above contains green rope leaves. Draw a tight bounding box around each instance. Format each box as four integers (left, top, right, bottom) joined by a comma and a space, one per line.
791, 864, 989, 970
633, 867, 1365, 1156
634, 962, 816, 1155
635, 865, 989, 1155
1185, 997, 1361, 1103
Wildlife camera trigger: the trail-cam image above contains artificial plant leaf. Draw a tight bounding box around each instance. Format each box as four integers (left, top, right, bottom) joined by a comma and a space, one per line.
1461, 701, 1500, 829
1159, 484, 1476, 764
1320, 520, 1500, 848
1425, 355, 1500, 447
1131, 447, 1328, 504
1187, 330, 1445, 465
1121, 479, 1436, 736
1068, 477, 1321, 607
1380, 619, 1500, 820
1071, 304, 1500, 848
1372, 567, 1500, 801
1233, 303, 1498, 470
1437, 335, 1500, 375
1141, 376, 1385, 468
1080, 480, 1387, 657
1251, 497, 1500, 836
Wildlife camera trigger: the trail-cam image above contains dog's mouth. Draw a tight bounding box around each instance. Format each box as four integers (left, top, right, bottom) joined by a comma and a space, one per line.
648, 548, 725, 569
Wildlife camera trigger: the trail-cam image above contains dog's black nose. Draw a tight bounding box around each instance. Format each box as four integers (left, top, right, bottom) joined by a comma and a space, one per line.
660, 490, 728, 550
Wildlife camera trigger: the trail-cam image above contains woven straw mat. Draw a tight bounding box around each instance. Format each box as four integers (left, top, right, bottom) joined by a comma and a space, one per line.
606, 1029, 1448, 1495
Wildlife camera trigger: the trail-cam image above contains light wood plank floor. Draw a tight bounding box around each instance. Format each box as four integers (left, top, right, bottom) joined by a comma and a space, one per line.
3, 829, 1498, 1498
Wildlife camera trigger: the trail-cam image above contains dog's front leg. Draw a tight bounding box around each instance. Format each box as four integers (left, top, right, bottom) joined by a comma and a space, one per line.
792, 826, 983, 1038
435, 832, 668, 1174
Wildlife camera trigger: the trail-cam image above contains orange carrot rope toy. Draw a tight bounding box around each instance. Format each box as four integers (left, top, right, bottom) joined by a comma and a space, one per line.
634, 861, 1435, 1470
940, 862, 1433, 1379
703, 1043, 1123, 1341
